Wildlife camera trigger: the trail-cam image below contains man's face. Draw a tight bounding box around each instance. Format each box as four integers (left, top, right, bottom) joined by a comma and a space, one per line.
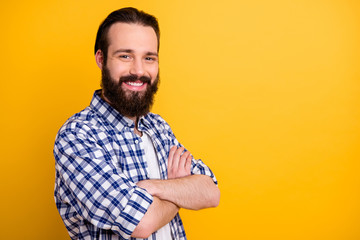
99, 22, 159, 118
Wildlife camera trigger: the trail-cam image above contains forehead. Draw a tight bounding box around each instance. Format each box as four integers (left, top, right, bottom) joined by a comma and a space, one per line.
107, 22, 158, 53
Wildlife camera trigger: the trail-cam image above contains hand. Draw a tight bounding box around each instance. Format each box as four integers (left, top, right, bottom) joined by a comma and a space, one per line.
167, 146, 192, 179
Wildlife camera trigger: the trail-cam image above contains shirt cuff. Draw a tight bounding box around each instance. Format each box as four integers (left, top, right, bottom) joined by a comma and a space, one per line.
111, 187, 153, 238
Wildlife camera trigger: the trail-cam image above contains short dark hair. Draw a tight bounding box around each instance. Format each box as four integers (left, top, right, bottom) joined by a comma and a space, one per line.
94, 7, 160, 63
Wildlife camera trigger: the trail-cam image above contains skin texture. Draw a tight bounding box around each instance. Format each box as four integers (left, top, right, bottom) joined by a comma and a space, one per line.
95, 22, 220, 238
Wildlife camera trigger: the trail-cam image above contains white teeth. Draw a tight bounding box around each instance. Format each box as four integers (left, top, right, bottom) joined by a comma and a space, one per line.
126, 82, 144, 86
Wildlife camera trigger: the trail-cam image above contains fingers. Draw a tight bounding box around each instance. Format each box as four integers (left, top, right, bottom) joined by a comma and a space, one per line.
172, 147, 185, 170
167, 146, 192, 179
179, 151, 190, 168
184, 154, 192, 173
167, 146, 177, 170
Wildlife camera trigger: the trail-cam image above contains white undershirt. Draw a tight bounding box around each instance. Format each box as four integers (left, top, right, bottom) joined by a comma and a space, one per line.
141, 133, 172, 240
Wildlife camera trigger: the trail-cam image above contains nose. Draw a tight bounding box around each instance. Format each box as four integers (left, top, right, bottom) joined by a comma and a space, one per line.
129, 58, 145, 76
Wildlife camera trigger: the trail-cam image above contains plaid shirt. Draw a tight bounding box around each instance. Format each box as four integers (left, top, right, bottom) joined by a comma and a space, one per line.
54, 90, 217, 240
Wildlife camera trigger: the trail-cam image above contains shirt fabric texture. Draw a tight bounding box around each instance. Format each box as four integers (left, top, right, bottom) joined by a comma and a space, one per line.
54, 90, 218, 240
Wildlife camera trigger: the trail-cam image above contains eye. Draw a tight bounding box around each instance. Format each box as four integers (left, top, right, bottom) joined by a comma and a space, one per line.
118, 54, 133, 62
145, 56, 157, 62
119, 55, 130, 59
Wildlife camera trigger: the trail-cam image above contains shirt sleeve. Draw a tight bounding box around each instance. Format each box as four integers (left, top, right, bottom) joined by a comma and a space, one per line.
54, 121, 153, 239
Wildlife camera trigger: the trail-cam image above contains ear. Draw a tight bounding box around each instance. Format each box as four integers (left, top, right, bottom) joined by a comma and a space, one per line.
95, 50, 104, 69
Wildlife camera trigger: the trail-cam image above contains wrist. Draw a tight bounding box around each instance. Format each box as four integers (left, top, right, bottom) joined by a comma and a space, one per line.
149, 179, 163, 197
137, 179, 163, 197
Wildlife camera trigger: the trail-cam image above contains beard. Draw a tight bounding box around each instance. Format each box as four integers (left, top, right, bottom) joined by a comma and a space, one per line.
101, 66, 159, 118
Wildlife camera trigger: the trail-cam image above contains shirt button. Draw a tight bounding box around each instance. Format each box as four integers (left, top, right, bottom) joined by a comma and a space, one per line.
135, 140, 139, 144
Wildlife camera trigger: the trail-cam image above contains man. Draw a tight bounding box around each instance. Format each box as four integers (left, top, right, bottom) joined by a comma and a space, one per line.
54, 7, 220, 240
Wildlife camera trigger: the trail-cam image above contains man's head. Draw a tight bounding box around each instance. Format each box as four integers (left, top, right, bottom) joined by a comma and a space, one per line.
94, 8, 160, 118
94, 7, 160, 64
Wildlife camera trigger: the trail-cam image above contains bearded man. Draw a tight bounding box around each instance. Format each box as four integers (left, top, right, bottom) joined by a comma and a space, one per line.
54, 7, 220, 240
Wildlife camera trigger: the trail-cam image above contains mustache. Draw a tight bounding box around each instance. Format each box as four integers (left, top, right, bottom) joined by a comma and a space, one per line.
119, 75, 151, 84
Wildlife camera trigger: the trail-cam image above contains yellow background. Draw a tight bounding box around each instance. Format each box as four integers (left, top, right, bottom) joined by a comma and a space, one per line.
1, 0, 359, 239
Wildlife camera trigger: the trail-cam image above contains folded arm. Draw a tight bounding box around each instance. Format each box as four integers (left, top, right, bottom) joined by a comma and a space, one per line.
134, 145, 220, 237
131, 197, 179, 238
137, 146, 220, 210
137, 174, 220, 210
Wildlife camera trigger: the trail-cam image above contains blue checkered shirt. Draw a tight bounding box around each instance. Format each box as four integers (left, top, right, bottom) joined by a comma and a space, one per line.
54, 90, 217, 240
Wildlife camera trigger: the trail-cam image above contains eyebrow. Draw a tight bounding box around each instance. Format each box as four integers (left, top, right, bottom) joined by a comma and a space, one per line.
113, 49, 158, 56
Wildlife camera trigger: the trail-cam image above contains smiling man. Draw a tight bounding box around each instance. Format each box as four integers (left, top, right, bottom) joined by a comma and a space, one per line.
54, 7, 219, 240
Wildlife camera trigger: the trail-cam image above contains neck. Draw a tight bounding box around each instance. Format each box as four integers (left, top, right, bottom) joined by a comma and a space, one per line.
132, 117, 142, 137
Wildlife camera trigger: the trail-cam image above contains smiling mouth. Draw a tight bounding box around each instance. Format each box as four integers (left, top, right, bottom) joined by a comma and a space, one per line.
125, 81, 144, 87
122, 80, 148, 91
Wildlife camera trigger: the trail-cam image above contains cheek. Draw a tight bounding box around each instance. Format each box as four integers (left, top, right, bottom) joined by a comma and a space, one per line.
106, 64, 128, 80
149, 65, 159, 79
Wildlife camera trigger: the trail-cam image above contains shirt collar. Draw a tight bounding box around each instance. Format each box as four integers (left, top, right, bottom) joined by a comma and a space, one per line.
138, 115, 152, 131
